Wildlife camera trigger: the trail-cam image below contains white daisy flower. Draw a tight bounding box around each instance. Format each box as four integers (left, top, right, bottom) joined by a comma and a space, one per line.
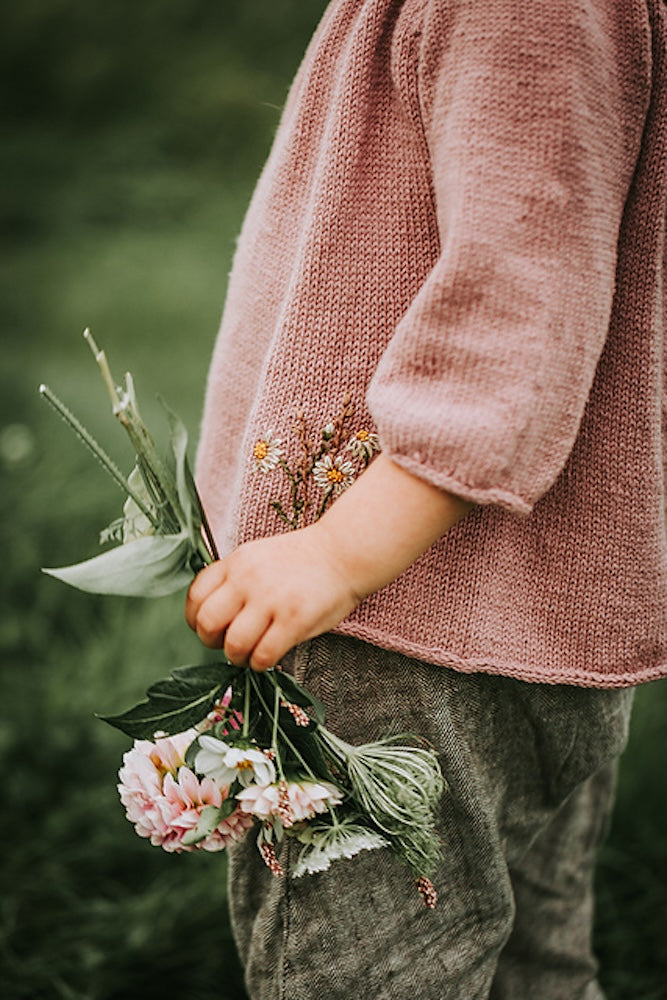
292, 821, 389, 878
252, 431, 283, 473
194, 737, 276, 788
312, 454, 355, 495
345, 428, 380, 460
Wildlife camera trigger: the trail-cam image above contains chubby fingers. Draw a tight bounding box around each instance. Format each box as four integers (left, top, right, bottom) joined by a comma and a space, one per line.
185, 561, 246, 651
185, 561, 277, 668
223, 604, 274, 670
185, 561, 227, 633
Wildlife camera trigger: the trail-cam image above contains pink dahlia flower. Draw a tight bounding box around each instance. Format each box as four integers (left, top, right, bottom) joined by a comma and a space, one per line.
118, 732, 254, 853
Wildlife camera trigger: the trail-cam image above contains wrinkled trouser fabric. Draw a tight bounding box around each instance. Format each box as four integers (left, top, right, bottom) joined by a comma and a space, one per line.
228, 634, 634, 1000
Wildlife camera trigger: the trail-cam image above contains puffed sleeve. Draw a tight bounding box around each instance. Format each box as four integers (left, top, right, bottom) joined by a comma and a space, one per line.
366, 0, 650, 513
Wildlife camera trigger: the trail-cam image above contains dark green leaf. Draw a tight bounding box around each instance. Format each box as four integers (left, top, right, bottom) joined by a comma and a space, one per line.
98, 661, 242, 739
171, 661, 242, 687
287, 729, 332, 782
250, 672, 332, 781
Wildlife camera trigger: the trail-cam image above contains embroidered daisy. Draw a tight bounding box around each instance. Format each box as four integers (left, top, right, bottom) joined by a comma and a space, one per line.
345, 428, 380, 460
312, 454, 355, 495
195, 736, 276, 788
252, 431, 283, 473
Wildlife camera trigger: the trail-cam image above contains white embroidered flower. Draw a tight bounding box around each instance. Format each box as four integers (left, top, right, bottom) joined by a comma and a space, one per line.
252, 431, 283, 473
321, 422, 336, 440
236, 779, 343, 823
345, 428, 380, 460
292, 821, 388, 878
195, 737, 276, 788
312, 454, 355, 494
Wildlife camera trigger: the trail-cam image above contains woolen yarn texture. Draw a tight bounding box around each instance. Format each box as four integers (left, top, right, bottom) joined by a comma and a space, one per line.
197, 0, 667, 688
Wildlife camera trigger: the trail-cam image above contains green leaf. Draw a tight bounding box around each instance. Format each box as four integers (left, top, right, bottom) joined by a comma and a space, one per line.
171, 660, 242, 688
181, 804, 228, 847
98, 661, 242, 739
42, 531, 194, 597
161, 400, 202, 546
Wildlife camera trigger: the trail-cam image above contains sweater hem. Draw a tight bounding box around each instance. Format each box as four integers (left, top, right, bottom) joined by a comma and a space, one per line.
332, 621, 667, 690
385, 451, 533, 515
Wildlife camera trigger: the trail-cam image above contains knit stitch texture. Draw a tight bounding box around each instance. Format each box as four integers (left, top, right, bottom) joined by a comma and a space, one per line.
197, 0, 667, 688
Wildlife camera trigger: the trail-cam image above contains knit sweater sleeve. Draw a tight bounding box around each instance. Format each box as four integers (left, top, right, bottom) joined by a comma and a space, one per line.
366, 0, 650, 513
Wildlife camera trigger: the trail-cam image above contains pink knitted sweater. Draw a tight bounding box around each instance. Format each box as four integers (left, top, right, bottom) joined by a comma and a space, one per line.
197, 0, 667, 688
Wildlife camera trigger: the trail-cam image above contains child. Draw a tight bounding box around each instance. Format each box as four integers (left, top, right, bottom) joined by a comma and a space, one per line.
186, 1, 667, 997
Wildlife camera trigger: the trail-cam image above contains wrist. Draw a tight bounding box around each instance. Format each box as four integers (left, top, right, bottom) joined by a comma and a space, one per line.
303, 516, 370, 605
305, 454, 474, 601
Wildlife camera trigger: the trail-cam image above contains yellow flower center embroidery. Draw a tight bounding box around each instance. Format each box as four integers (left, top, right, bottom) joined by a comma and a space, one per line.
355, 429, 370, 442
327, 467, 344, 484
253, 440, 269, 461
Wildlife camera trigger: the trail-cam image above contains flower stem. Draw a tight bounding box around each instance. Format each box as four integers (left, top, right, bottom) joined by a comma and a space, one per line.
242, 673, 250, 739
250, 672, 320, 783
38, 384, 159, 528
191, 475, 219, 560
85, 332, 186, 532
84, 328, 120, 411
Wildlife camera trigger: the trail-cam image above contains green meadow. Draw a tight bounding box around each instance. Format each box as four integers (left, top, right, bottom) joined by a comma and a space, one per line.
1, 4, 665, 997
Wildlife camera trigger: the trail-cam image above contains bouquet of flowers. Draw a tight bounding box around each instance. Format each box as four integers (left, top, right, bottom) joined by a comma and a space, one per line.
40, 332, 444, 908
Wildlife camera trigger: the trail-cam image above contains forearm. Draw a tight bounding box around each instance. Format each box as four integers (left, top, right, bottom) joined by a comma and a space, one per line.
309, 453, 474, 601
187, 453, 473, 669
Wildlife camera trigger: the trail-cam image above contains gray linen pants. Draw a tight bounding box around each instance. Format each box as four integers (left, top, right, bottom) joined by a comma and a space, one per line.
228, 634, 634, 1000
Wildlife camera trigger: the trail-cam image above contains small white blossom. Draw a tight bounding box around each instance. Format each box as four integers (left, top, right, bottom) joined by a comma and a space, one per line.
312, 454, 355, 495
252, 431, 283, 473
236, 779, 343, 822
321, 423, 336, 440
292, 822, 388, 878
345, 428, 380, 460
195, 737, 276, 788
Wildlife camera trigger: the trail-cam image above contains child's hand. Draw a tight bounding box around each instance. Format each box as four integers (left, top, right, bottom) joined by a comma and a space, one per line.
186, 455, 473, 671
185, 527, 362, 671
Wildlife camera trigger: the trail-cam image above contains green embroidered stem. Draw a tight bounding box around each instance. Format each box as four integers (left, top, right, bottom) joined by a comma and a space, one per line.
278, 458, 303, 529
315, 487, 334, 521
270, 500, 295, 529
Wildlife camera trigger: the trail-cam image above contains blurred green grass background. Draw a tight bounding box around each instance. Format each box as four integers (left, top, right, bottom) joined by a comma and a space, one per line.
1, 3, 665, 997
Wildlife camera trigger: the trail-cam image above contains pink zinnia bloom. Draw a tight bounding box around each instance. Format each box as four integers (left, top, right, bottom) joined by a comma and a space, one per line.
118, 732, 254, 853
236, 780, 343, 824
